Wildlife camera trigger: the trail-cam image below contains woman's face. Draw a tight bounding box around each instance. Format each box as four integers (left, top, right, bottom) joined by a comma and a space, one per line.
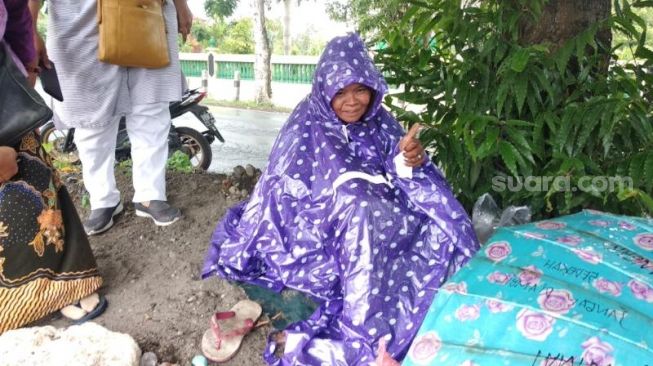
330, 83, 372, 123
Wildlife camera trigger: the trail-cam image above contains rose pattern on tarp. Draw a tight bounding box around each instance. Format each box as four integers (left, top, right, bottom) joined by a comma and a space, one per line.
536, 221, 567, 230
485, 241, 512, 262
537, 289, 575, 314
519, 265, 543, 286
487, 271, 512, 285
556, 235, 583, 247
455, 304, 481, 322
592, 278, 622, 297
588, 220, 611, 228
572, 247, 603, 264
634, 257, 653, 271
442, 282, 468, 294
581, 337, 615, 366
516, 309, 555, 341
633, 233, 653, 251
628, 279, 653, 302
485, 299, 514, 313
403, 211, 653, 366
619, 221, 636, 230
408, 331, 442, 365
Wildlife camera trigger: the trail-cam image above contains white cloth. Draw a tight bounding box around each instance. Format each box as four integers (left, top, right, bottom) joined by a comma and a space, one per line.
74, 102, 170, 209
393, 152, 413, 179
46, 0, 182, 129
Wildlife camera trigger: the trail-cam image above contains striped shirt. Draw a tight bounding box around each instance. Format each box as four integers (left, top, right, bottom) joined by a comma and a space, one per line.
47, 0, 181, 128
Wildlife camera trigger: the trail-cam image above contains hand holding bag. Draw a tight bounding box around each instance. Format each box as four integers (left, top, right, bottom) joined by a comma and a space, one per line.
0, 45, 52, 147
97, 0, 170, 69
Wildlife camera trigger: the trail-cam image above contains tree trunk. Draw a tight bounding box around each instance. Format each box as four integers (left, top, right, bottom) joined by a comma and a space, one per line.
520, 0, 611, 55
252, 0, 272, 104
283, 0, 292, 55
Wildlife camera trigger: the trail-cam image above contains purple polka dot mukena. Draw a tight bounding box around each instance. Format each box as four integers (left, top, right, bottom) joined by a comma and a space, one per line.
202, 33, 480, 365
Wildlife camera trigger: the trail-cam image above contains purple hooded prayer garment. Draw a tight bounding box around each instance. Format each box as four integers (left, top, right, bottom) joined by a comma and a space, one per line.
202, 33, 480, 365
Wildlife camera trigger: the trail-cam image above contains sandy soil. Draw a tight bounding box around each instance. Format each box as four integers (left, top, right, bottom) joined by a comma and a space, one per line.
43, 168, 270, 366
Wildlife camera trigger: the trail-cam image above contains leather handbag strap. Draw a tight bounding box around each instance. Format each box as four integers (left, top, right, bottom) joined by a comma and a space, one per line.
97, 0, 102, 25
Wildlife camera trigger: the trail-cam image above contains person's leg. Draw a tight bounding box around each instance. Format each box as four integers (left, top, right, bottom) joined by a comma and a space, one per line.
74, 120, 124, 235
125, 102, 169, 202
126, 102, 181, 225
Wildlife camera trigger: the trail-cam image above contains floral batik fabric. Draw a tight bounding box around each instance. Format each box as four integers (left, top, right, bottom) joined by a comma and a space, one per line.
0, 132, 102, 333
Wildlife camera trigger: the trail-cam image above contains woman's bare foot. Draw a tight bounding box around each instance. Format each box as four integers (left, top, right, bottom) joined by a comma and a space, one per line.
60, 292, 101, 320
79, 293, 100, 312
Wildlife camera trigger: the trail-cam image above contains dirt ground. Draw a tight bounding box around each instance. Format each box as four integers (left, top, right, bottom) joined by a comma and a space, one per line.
43, 167, 271, 366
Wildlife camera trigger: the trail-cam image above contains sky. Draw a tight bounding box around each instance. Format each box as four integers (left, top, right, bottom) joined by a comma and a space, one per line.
186, 0, 353, 39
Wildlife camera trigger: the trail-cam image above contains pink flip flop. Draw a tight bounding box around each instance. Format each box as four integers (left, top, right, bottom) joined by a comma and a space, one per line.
201, 300, 263, 363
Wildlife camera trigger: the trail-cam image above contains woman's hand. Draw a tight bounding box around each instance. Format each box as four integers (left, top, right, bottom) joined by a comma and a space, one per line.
33, 33, 50, 69
28, 0, 50, 69
173, 0, 193, 43
25, 59, 40, 87
399, 123, 426, 168
0, 147, 18, 184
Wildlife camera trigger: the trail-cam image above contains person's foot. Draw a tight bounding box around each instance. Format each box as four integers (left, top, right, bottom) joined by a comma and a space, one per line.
133, 200, 181, 226
83, 201, 123, 235
60, 292, 108, 324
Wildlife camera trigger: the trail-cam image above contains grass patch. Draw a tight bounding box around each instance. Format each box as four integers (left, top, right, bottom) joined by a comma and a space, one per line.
204, 98, 292, 113
81, 193, 90, 209
117, 159, 133, 176
166, 150, 193, 173
115, 152, 193, 175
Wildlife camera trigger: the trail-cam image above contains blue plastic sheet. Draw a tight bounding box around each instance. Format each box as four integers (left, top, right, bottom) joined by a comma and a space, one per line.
403, 210, 653, 366
202, 33, 479, 365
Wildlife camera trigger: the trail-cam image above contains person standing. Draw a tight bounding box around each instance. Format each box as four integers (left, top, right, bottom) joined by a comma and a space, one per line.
29, 0, 193, 235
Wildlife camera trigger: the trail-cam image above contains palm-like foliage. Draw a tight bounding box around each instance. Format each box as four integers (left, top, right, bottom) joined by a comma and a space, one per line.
377, 0, 653, 218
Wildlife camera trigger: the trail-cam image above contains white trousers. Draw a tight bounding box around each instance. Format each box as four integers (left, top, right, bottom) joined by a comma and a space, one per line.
74, 102, 170, 210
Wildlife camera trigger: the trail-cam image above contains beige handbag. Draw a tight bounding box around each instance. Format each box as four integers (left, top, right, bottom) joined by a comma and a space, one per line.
97, 0, 170, 68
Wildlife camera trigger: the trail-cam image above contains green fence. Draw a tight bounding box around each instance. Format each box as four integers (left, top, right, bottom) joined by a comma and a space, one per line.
180, 60, 206, 78
216, 61, 255, 80
272, 63, 316, 84
180, 59, 316, 84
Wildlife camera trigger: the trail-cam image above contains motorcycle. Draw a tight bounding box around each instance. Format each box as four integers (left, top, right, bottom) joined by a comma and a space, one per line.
41, 88, 224, 171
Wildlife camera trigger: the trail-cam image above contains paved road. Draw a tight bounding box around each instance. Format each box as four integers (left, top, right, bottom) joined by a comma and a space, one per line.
175, 106, 289, 174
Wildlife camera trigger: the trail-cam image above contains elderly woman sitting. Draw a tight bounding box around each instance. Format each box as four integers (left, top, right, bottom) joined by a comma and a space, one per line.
202, 33, 479, 365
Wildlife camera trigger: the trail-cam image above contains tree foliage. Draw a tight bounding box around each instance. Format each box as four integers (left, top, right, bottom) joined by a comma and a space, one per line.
613, 5, 653, 59
204, 0, 238, 19
325, 0, 406, 36
183, 16, 323, 55
221, 18, 256, 53
374, 0, 653, 218
290, 26, 327, 55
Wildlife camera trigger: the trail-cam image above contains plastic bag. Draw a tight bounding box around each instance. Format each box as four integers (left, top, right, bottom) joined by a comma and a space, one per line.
472, 193, 531, 244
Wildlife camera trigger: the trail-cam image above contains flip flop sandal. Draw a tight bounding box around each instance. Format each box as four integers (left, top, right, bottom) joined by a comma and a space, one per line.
60, 294, 109, 325
201, 300, 263, 363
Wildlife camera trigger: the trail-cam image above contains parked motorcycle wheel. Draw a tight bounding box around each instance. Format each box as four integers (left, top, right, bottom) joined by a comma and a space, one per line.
175, 127, 212, 171
40, 122, 80, 163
